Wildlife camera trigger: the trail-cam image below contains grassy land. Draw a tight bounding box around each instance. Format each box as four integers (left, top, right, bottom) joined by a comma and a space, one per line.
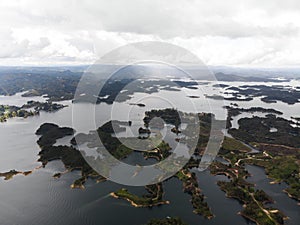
245, 154, 300, 201
211, 136, 288, 225
221, 136, 251, 152
112, 183, 169, 207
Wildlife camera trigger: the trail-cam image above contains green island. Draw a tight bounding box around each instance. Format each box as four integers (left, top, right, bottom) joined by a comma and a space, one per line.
0, 101, 66, 122
143, 108, 182, 129
22, 100, 66, 112
144, 217, 188, 225
112, 183, 169, 207
176, 168, 213, 219
0, 104, 37, 122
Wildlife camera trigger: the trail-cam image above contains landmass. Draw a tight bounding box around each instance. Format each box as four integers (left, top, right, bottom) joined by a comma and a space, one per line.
228, 114, 300, 201
176, 168, 213, 219
144, 217, 187, 225
210, 137, 288, 225
0, 101, 66, 122
0, 169, 32, 180
0, 104, 37, 122
1, 107, 299, 224
228, 114, 300, 148
22, 100, 66, 112
130, 103, 146, 107
226, 106, 283, 128
2, 108, 213, 219
111, 183, 169, 207
206, 84, 300, 105
36, 123, 75, 147
225, 85, 300, 105
0, 70, 81, 101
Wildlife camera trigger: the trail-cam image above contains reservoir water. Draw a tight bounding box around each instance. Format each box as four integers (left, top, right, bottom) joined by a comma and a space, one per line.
0, 80, 299, 225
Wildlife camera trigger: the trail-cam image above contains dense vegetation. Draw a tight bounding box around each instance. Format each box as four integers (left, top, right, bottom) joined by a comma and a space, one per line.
36, 123, 75, 147
145, 217, 187, 225
0, 70, 80, 101
229, 115, 300, 148
144, 108, 182, 128
176, 169, 213, 219
226, 85, 300, 104
0, 104, 37, 122
113, 183, 168, 207
209, 136, 288, 225
35, 123, 104, 188
245, 154, 300, 201
0, 101, 65, 122
2, 102, 299, 224
221, 136, 251, 152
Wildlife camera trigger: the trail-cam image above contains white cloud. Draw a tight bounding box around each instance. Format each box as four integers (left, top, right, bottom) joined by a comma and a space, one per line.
0, 0, 300, 66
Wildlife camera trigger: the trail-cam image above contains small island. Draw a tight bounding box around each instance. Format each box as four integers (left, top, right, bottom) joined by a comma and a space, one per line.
0, 100, 66, 122
176, 169, 213, 219
144, 217, 188, 225
22, 100, 66, 112
111, 183, 169, 207
187, 95, 200, 99
0, 104, 37, 122
0, 169, 32, 180
130, 103, 146, 107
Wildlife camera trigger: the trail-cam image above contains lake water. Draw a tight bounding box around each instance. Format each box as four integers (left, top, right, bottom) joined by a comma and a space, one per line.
0, 80, 299, 225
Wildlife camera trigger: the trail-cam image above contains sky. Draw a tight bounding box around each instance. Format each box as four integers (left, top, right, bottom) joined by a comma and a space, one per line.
0, 0, 300, 67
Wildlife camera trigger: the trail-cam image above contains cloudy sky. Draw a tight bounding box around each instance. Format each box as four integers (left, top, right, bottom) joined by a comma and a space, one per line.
1, 0, 300, 67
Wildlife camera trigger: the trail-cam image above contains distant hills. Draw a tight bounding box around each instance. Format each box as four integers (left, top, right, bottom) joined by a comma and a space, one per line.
0, 65, 299, 99
214, 72, 289, 82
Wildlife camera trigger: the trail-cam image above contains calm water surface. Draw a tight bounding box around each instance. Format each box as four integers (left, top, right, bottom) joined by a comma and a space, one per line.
0, 81, 299, 225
